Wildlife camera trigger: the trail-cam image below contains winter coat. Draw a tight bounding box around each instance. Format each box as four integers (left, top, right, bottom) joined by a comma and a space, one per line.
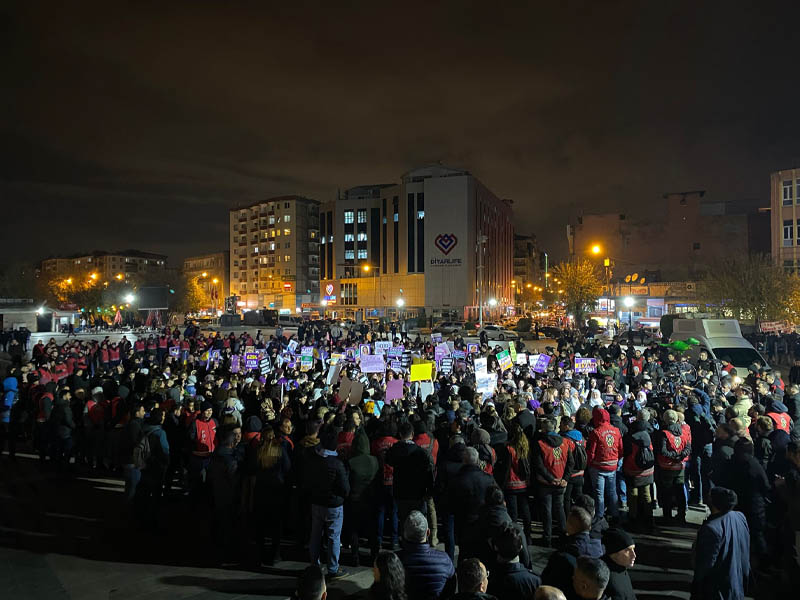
603, 555, 636, 600
48, 398, 75, 440
141, 423, 170, 470
727, 452, 770, 521
622, 421, 655, 487
586, 407, 623, 472
447, 463, 496, 532
398, 542, 456, 600
692, 510, 750, 600
486, 561, 541, 600
303, 447, 350, 508
348, 429, 379, 503
1, 377, 18, 424
386, 439, 434, 500
207, 446, 240, 509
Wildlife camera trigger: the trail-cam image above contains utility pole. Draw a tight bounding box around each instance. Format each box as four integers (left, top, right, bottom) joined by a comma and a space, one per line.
544, 252, 549, 289
477, 235, 487, 328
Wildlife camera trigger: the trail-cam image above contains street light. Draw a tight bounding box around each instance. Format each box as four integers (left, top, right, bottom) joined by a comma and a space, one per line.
201, 272, 208, 278
591, 244, 602, 255
124, 294, 135, 304
115, 273, 124, 280
488, 298, 497, 307
623, 296, 634, 332
89, 273, 98, 280
396, 298, 405, 307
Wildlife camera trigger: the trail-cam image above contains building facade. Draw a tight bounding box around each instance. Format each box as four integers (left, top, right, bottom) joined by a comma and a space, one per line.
229, 196, 320, 311
182, 251, 230, 314
40, 250, 167, 283
770, 168, 800, 272
320, 165, 514, 320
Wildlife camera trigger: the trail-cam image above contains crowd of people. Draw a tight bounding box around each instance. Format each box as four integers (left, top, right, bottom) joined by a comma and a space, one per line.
2, 318, 800, 600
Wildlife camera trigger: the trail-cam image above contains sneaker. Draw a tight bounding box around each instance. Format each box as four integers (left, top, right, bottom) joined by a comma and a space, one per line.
327, 568, 351, 579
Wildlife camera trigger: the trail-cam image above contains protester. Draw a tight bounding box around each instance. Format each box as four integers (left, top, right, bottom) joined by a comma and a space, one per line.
601, 528, 636, 600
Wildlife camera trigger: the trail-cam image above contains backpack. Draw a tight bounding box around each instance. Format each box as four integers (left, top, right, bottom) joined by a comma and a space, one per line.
132, 433, 152, 470
635, 441, 655, 470
571, 439, 588, 471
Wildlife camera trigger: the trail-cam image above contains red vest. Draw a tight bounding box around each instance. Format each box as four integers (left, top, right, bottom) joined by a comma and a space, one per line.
656, 430, 686, 471
109, 348, 120, 362
538, 437, 568, 483
506, 446, 528, 491
134, 340, 145, 352
622, 440, 655, 479
768, 412, 791, 434
563, 436, 585, 478
193, 418, 217, 455
54, 363, 68, 381
681, 423, 692, 464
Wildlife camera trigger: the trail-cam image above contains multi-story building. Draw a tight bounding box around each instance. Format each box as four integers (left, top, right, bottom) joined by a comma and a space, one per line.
770, 168, 800, 272
320, 165, 514, 320
513, 234, 539, 299
229, 196, 320, 311
182, 251, 230, 313
568, 192, 769, 281
40, 250, 167, 283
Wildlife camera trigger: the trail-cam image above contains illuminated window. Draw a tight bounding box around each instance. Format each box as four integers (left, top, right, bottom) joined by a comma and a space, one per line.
344, 233, 354, 242
284, 229, 291, 236
344, 210, 354, 224
345, 250, 355, 260
284, 255, 291, 262
357, 209, 367, 223
357, 232, 367, 242
284, 215, 291, 222
357, 249, 367, 259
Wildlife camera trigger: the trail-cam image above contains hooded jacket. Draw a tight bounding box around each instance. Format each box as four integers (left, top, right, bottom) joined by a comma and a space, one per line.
586, 407, 623, 472
655, 423, 691, 471
622, 420, 655, 486
533, 431, 574, 485
348, 429, 379, 502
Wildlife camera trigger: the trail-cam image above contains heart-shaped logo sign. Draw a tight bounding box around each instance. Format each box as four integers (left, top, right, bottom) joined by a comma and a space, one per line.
435, 233, 458, 255
325, 284, 334, 296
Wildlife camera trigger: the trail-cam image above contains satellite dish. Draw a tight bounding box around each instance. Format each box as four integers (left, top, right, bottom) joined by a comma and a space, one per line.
631, 273, 639, 281
640, 277, 646, 284
624, 275, 631, 283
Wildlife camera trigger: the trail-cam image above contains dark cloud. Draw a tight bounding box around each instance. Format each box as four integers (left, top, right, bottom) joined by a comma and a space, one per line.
3, 0, 800, 266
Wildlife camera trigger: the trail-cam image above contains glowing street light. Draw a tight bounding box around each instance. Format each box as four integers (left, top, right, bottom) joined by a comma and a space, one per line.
396, 298, 405, 307
201, 272, 208, 278
124, 294, 135, 304
623, 296, 634, 308
65, 278, 72, 285
591, 244, 602, 255
116, 273, 124, 280
89, 272, 98, 280
363, 264, 371, 272
488, 298, 498, 307
212, 278, 219, 284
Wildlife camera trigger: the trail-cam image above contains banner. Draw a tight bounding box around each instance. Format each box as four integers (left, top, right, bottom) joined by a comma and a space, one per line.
574, 357, 598, 374
360, 354, 386, 373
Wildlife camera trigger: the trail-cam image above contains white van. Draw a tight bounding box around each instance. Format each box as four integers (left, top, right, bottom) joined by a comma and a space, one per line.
670, 318, 768, 370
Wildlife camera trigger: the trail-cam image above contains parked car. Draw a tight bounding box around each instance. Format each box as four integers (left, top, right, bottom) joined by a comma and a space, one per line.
478, 325, 519, 341
538, 326, 562, 339
433, 321, 466, 334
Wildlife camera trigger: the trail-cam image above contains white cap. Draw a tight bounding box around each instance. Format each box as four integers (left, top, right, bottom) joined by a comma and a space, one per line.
91, 387, 104, 396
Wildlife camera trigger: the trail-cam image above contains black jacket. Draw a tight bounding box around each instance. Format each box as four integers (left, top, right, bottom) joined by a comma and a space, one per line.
304, 448, 350, 507
532, 431, 574, 485
348, 429, 379, 503
399, 542, 456, 600
486, 561, 541, 600
386, 439, 434, 500
603, 555, 636, 600
447, 464, 496, 531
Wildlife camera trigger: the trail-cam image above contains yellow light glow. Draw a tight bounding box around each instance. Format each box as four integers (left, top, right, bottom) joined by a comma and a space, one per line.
116, 273, 123, 280
363, 265, 370, 272
545, 273, 551, 277
212, 278, 219, 284
526, 283, 532, 288
65, 278, 72, 284
591, 244, 601, 255
90, 273, 98, 280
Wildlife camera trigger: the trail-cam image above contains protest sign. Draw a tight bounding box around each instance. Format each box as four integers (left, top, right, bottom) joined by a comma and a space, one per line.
326, 364, 341, 386
329, 353, 344, 366
434, 343, 450, 362
300, 355, 313, 372
287, 340, 298, 354
452, 350, 466, 360
419, 381, 434, 400
301, 346, 314, 356
508, 341, 517, 363
574, 357, 598, 374
209, 349, 221, 362
230, 355, 240, 373
467, 343, 479, 354
387, 346, 404, 359
476, 373, 497, 399
474, 356, 488, 375
529, 354, 551, 374
440, 357, 454, 375
260, 354, 271, 375
360, 354, 386, 373
516, 352, 528, 365
410, 362, 433, 382
389, 359, 403, 371
496, 349, 513, 371
431, 333, 443, 344
359, 344, 370, 358
386, 379, 404, 401
401, 350, 412, 369
169, 346, 180, 357
374, 341, 392, 355
339, 376, 353, 403
348, 381, 364, 405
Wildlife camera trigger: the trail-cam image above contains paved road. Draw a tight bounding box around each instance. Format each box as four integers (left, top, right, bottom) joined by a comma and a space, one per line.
0, 448, 733, 600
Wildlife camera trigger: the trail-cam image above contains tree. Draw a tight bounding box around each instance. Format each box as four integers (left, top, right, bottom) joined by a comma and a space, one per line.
552, 259, 604, 324
172, 274, 211, 315
703, 254, 790, 324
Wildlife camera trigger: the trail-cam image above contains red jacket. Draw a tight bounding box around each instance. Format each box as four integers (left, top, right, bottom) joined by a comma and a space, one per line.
413, 432, 440, 464
192, 417, 218, 455
371, 436, 398, 486
586, 408, 623, 472
768, 412, 791, 434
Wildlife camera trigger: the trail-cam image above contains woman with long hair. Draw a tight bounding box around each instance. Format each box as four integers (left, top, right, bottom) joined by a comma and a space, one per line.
367, 551, 408, 600
251, 425, 291, 565
501, 420, 532, 544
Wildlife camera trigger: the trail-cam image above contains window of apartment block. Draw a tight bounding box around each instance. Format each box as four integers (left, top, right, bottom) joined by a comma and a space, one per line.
344, 233, 354, 242
284, 215, 291, 222
784, 219, 794, 246
284, 255, 291, 262
784, 181, 794, 205
357, 249, 367, 259
344, 210, 354, 224
357, 209, 367, 223
284, 229, 291, 236
285, 202, 290, 209
345, 249, 355, 260
357, 232, 367, 242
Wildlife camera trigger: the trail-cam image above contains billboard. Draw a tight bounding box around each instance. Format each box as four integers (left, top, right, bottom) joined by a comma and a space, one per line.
138, 286, 170, 310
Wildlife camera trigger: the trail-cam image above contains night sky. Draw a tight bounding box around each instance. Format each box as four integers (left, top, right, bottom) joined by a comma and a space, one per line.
3, 1, 800, 266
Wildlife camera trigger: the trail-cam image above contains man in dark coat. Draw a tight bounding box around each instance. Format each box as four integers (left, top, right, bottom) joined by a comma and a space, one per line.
726, 438, 770, 560
449, 558, 497, 600
691, 487, 750, 600
398, 510, 455, 600
541, 506, 604, 593
601, 528, 636, 600
347, 429, 379, 565
486, 523, 541, 600
446, 446, 495, 560
386, 420, 434, 525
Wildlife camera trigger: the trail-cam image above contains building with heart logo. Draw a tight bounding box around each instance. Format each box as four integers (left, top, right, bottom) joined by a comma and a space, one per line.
318, 165, 514, 321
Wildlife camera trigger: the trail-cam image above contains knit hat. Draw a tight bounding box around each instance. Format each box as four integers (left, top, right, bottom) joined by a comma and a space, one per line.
200, 401, 213, 412
710, 487, 738, 513
91, 386, 104, 396
602, 528, 635, 555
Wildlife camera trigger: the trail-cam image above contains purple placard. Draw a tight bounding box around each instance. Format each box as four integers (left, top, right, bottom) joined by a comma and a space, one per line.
389, 359, 402, 371
574, 357, 598, 374
529, 353, 552, 374
169, 346, 180, 357
230, 355, 240, 373
360, 354, 386, 373
387, 345, 404, 358
244, 352, 259, 369
386, 378, 404, 401
467, 343, 479, 354
434, 343, 450, 362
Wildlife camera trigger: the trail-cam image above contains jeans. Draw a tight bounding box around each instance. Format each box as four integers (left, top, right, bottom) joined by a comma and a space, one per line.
310, 504, 344, 574
616, 459, 627, 505
123, 464, 142, 503
376, 485, 398, 547
588, 468, 618, 519
688, 444, 712, 504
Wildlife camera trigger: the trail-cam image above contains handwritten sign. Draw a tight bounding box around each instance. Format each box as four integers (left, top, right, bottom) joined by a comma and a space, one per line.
496, 349, 513, 371
529, 354, 551, 374
360, 354, 386, 373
